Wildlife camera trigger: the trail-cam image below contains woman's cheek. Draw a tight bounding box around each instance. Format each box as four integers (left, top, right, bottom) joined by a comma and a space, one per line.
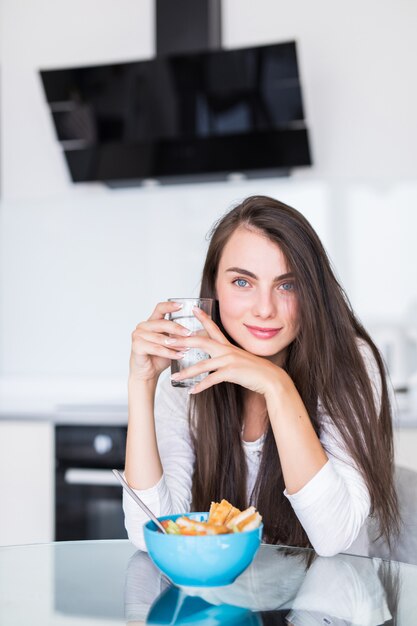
218, 298, 245, 337
219, 302, 236, 329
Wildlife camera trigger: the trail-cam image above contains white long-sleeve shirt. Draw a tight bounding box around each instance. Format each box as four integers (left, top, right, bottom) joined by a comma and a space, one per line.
123, 340, 382, 556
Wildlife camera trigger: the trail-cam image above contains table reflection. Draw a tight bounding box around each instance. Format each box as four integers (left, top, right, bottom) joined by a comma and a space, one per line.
125, 545, 398, 625
1, 541, 414, 625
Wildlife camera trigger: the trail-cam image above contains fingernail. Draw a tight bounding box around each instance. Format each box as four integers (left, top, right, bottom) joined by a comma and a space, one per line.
173, 302, 183, 309
192, 306, 201, 314
177, 352, 187, 360
171, 373, 181, 380
182, 329, 193, 336
188, 387, 196, 395
165, 338, 177, 345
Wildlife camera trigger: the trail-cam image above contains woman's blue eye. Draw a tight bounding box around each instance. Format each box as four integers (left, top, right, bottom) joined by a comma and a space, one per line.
280, 282, 294, 292
234, 278, 249, 287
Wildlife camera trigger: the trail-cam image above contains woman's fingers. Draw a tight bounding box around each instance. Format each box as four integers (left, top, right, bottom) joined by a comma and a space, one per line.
169, 345, 277, 396
133, 328, 189, 355
192, 307, 229, 344
129, 301, 194, 381
144, 302, 226, 344
188, 371, 224, 394
170, 355, 225, 383
131, 300, 230, 373
133, 339, 187, 361
148, 300, 183, 321
172, 333, 223, 357
135, 318, 193, 338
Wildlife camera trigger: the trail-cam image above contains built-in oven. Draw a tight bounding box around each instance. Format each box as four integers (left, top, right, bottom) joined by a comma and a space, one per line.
55, 422, 127, 541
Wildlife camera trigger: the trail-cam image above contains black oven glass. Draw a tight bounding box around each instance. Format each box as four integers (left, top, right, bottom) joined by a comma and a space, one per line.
55, 425, 127, 541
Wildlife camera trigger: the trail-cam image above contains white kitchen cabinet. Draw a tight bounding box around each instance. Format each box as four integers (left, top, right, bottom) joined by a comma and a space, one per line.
0, 420, 54, 546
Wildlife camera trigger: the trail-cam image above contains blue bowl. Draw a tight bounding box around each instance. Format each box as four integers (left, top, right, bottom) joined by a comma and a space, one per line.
143, 512, 262, 587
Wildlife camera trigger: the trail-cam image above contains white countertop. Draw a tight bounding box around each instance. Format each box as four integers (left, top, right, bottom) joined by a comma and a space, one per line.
0, 376, 416, 427
0, 377, 128, 424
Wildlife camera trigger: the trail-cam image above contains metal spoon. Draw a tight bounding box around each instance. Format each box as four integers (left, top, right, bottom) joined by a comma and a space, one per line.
112, 469, 167, 534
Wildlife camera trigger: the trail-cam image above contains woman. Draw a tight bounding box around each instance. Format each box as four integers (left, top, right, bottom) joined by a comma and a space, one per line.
123, 195, 398, 555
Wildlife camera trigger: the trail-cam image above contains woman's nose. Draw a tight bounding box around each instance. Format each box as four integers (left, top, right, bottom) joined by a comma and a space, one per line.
252, 291, 276, 319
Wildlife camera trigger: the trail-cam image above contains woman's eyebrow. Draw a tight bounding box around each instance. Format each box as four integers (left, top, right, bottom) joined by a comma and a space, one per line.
225, 267, 294, 282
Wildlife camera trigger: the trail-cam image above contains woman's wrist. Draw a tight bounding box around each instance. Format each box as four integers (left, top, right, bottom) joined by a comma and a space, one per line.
128, 374, 158, 396
263, 365, 295, 406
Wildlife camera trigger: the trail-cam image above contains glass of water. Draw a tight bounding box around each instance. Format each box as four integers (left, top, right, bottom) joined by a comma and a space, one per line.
168, 298, 214, 387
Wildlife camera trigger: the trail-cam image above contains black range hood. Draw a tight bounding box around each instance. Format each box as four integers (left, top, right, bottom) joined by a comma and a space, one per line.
39, 1, 312, 186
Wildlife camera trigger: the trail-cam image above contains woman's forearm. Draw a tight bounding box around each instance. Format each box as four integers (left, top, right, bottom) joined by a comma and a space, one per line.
265, 372, 328, 495
124, 377, 163, 490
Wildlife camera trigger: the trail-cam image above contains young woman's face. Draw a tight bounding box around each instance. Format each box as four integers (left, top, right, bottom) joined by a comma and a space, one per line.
215, 227, 299, 365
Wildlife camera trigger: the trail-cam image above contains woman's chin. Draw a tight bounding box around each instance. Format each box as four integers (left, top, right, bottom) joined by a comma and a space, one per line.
241, 341, 287, 363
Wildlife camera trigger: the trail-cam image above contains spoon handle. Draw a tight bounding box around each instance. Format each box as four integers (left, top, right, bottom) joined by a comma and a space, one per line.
112, 469, 167, 534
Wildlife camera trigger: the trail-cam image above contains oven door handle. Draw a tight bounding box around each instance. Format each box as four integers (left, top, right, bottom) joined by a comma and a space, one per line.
64, 468, 119, 486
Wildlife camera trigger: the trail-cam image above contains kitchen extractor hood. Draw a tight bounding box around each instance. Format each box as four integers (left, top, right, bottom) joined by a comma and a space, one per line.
39, 1, 312, 186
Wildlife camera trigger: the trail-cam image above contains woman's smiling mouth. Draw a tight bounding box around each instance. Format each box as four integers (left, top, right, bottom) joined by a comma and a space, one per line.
244, 324, 282, 339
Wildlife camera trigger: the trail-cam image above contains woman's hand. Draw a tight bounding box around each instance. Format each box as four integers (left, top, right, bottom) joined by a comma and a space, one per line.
129, 301, 195, 383
169, 307, 282, 397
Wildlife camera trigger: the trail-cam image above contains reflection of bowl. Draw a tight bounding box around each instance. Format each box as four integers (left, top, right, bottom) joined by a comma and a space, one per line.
147, 585, 261, 626
143, 512, 262, 587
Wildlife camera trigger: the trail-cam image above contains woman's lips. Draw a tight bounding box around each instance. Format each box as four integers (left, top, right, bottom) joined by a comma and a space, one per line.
244, 324, 282, 339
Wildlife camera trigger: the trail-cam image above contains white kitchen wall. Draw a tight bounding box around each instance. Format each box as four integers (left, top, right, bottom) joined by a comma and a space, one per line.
0, 182, 328, 376
0, 0, 416, 378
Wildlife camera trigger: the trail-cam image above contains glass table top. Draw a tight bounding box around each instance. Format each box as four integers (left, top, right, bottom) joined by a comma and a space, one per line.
1, 540, 416, 625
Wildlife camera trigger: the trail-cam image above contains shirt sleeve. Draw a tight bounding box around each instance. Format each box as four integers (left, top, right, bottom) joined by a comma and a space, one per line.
284, 340, 383, 557
123, 369, 195, 551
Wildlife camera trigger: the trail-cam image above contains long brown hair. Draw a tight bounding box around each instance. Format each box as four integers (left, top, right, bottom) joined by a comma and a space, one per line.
190, 195, 398, 547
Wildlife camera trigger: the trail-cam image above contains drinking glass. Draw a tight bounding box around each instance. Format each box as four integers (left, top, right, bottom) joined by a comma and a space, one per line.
168, 298, 214, 388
